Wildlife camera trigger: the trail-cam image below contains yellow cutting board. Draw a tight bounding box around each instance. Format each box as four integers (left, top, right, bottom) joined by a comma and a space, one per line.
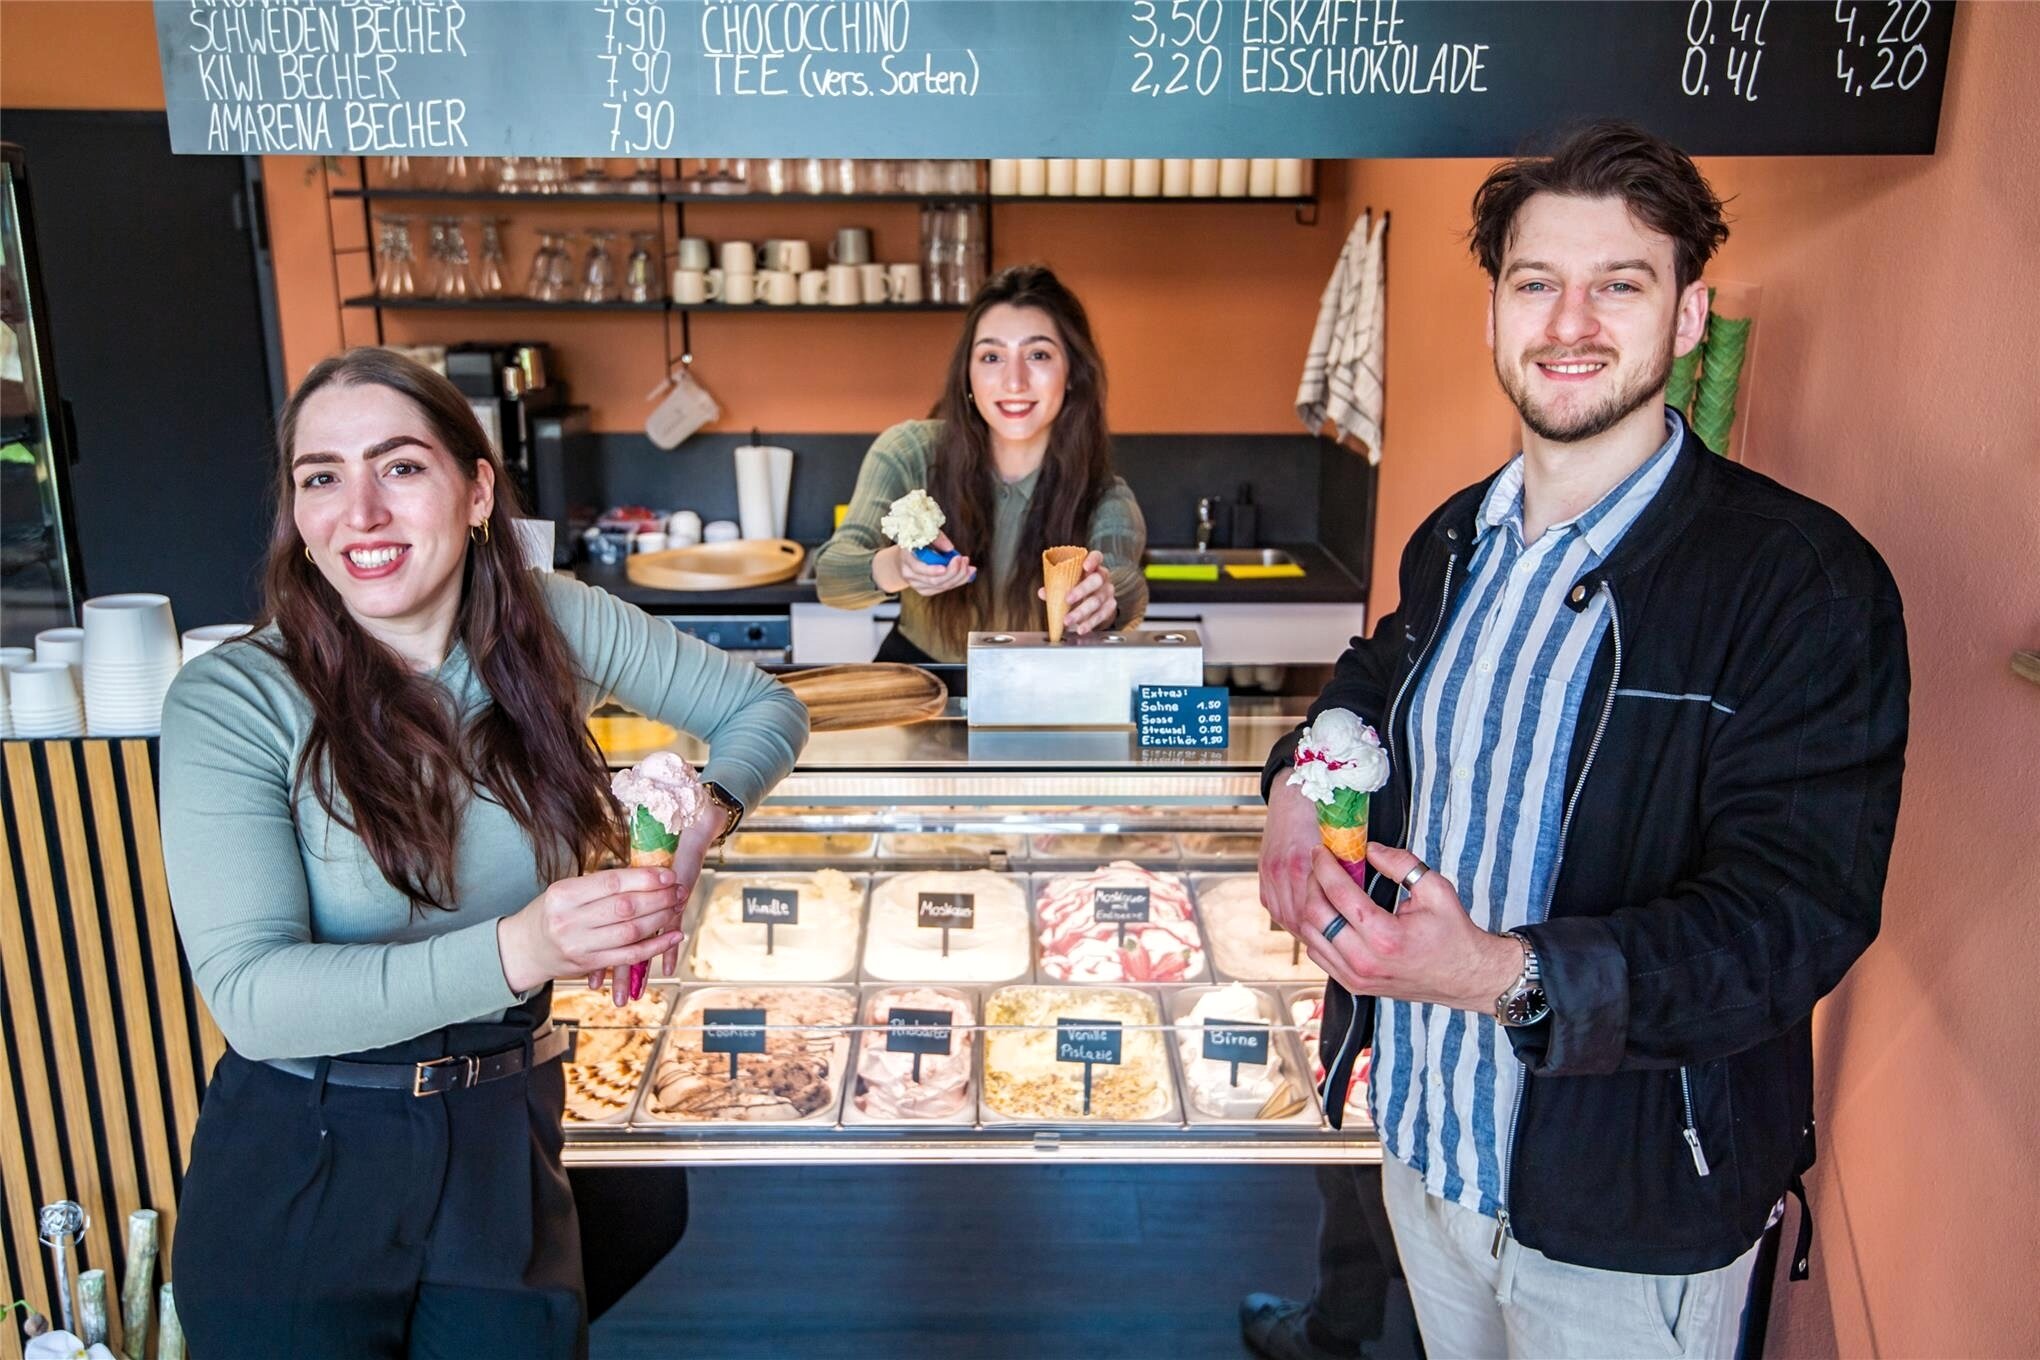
626, 539, 804, 591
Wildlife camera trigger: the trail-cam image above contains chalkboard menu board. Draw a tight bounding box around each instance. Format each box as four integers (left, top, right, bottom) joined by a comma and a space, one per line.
155, 1, 1955, 158
1136, 684, 1230, 749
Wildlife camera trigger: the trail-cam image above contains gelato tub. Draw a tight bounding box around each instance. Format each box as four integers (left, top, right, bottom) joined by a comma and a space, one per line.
1287, 986, 1373, 1128
981, 985, 1178, 1123
1035, 863, 1207, 984
876, 832, 1028, 863
639, 986, 856, 1125
1168, 984, 1314, 1124
686, 870, 867, 983
1178, 832, 1263, 860
1029, 833, 1178, 863
861, 871, 1033, 985
847, 985, 977, 1124
551, 986, 674, 1126
1195, 874, 1326, 983
722, 831, 877, 862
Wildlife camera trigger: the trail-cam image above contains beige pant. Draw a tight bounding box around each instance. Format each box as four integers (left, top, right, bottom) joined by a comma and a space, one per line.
1381, 1155, 1760, 1359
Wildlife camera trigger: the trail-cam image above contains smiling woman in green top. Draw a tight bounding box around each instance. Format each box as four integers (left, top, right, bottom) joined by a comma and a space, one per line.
159, 348, 806, 1358
815, 264, 1148, 663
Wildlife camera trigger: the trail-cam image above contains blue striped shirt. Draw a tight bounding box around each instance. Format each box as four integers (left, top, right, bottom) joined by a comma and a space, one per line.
1370, 411, 1684, 1219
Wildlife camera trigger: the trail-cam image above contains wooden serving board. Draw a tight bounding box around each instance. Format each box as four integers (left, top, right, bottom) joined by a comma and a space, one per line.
781, 664, 950, 732
626, 539, 804, 591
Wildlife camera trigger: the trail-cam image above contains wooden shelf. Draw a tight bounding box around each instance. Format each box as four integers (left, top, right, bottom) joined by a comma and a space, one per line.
990, 194, 1316, 206
333, 187, 664, 204
341, 295, 664, 312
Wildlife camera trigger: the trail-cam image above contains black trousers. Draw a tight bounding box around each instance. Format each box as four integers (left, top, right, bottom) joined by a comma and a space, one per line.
174, 993, 587, 1359
1307, 1163, 1402, 1351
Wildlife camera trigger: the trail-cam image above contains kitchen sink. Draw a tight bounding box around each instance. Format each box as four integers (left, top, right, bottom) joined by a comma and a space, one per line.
1143, 548, 1301, 568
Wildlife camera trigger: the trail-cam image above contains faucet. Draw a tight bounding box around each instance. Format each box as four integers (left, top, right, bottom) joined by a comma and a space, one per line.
1196, 496, 1218, 552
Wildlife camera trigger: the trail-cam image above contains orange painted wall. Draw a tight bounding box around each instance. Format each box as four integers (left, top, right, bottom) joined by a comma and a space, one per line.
0, 0, 162, 109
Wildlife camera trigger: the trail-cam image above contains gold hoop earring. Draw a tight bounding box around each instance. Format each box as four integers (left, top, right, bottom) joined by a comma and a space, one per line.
303, 545, 314, 564
471, 520, 490, 546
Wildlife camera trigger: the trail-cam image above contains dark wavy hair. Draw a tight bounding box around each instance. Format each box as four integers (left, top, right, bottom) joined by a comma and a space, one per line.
922, 265, 1115, 653
1469, 121, 1731, 291
255, 347, 623, 912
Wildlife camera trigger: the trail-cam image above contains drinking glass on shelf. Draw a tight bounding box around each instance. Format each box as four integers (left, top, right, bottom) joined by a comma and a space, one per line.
798, 158, 828, 195
379, 155, 415, 189
476, 219, 508, 297
419, 218, 450, 297
757, 158, 791, 195
580, 229, 619, 303
435, 217, 478, 300
623, 230, 662, 303
374, 216, 416, 298
831, 159, 859, 195
633, 158, 662, 185
525, 229, 564, 300
578, 158, 610, 190
944, 160, 980, 194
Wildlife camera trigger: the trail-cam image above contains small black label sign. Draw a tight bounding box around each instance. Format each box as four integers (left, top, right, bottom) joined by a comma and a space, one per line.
886, 1004, 955, 1082
1056, 1018, 1123, 1116
918, 892, 976, 958
740, 887, 800, 924
1202, 1018, 1271, 1087
1092, 886, 1151, 925
701, 1006, 767, 1079
885, 1007, 956, 1057
1056, 1019, 1123, 1066
916, 893, 976, 928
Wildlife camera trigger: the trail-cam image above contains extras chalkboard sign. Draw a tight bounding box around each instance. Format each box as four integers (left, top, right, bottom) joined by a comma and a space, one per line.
1136, 685, 1230, 750
155, 1, 1954, 158
701, 1005, 767, 1079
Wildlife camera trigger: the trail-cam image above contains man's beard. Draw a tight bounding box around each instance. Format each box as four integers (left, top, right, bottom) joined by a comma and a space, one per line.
1497, 330, 1676, 443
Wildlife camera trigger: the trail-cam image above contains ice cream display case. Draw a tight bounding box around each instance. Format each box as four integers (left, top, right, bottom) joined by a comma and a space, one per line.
568, 698, 1380, 1165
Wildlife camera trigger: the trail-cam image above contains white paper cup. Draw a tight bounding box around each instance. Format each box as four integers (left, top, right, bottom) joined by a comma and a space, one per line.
8, 661, 81, 713
35, 627, 85, 666
182, 623, 255, 662
0, 647, 33, 670
509, 518, 556, 573
82, 593, 179, 668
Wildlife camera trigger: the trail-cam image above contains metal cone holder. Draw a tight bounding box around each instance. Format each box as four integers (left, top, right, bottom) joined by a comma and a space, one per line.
36, 1200, 88, 1336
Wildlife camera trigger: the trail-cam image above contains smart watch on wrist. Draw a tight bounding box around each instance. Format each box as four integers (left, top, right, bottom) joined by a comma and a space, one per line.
701, 781, 745, 847
1495, 930, 1550, 1028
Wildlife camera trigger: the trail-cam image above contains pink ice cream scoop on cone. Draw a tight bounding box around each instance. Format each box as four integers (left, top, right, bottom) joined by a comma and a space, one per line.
1286, 709, 1391, 888
609, 752, 707, 997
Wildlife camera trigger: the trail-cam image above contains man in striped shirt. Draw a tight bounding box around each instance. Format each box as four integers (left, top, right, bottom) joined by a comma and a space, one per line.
1246, 124, 1907, 1360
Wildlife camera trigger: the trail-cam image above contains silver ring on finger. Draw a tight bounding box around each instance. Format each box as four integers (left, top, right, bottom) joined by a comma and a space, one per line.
1400, 861, 1431, 892
1320, 914, 1348, 943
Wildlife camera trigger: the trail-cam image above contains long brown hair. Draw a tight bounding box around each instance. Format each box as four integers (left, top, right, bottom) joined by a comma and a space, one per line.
255, 348, 622, 912
923, 265, 1115, 653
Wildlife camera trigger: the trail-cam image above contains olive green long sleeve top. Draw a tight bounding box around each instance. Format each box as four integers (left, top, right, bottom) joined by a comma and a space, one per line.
159, 573, 809, 1061
812, 420, 1149, 661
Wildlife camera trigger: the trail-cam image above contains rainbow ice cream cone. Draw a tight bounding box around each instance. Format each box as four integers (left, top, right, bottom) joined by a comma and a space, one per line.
609, 752, 707, 998
1286, 709, 1391, 888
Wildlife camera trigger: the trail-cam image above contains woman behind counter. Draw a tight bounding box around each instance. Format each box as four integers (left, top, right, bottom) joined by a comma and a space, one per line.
160, 348, 807, 1357
815, 264, 1148, 662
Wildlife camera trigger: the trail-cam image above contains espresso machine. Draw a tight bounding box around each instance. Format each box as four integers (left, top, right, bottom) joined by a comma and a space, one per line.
445, 342, 565, 514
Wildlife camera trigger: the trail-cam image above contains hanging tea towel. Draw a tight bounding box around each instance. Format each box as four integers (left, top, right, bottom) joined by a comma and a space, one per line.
1297, 209, 1387, 464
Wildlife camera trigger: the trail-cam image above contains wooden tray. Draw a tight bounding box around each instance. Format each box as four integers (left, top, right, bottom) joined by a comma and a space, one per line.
626, 539, 804, 591
780, 664, 949, 732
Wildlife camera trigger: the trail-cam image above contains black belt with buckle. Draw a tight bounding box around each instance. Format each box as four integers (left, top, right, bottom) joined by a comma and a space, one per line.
266, 1023, 574, 1097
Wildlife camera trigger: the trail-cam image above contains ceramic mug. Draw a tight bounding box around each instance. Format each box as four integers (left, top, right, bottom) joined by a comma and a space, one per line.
758, 238, 812, 274
886, 262, 922, 303
858, 262, 891, 303
673, 268, 710, 304
759, 269, 799, 305
719, 240, 756, 274
721, 270, 757, 305
675, 236, 712, 271
828, 227, 872, 266
826, 262, 863, 305
798, 269, 829, 305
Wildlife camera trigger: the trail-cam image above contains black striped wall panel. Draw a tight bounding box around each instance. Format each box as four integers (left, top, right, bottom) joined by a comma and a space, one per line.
1, 739, 223, 1359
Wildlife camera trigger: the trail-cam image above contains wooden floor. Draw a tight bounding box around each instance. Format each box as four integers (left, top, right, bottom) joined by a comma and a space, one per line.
591, 1165, 1419, 1360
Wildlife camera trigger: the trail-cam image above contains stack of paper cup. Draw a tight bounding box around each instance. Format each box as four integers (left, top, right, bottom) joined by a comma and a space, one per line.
8, 662, 84, 738
182, 624, 254, 664
82, 593, 180, 735
734, 444, 795, 539
35, 627, 85, 666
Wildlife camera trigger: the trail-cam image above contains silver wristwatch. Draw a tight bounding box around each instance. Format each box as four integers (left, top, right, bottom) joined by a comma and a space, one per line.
1495, 930, 1550, 1028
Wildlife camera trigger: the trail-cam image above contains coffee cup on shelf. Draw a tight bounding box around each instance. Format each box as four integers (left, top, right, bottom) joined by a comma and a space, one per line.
886, 263, 923, 304
673, 268, 710, 304
758, 239, 812, 274
828, 227, 873, 266
675, 236, 712, 271
719, 240, 756, 274
721, 270, 757, 305
759, 269, 799, 305
798, 269, 829, 305
826, 262, 863, 305
858, 262, 891, 303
